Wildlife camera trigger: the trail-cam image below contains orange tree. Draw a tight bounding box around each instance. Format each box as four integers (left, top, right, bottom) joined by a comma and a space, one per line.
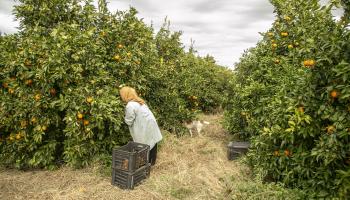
224, 0, 350, 198
177, 54, 233, 113
155, 22, 233, 117
0, 0, 181, 169
0, 1, 162, 169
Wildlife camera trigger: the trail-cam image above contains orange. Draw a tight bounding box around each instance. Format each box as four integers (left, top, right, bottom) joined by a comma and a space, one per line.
24, 60, 31, 66
298, 106, 304, 113
34, 94, 41, 101
288, 44, 293, 49
330, 90, 339, 98
284, 149, 291, 157
309, 59, 315, 66
86, 97, 93, 104
2, 82, 8, 88
274, 59, 280, 64
303, 60, 310, 67
284, 16, 291, 21
21, 120, 28, 128
77, 112, 84, 119
274, 150, 280, 156
281, 32, 288, 36
31, 117, 37, 124
118, 44, 123, 48
304, 59, 315, 67
114, 55, 120, 61
41, 125, 47, 131
49, 88, 56, 96
25, 79, 33, 86
326, 125, 336, 134
272, 43, 277, 48
83, 120, 89, 126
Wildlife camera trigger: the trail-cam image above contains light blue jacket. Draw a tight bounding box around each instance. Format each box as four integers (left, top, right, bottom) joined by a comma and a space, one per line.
125, 101, 163, 149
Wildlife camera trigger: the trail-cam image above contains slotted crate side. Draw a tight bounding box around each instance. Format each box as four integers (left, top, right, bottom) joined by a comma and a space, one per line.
227, 141, 250, 160
112, 142, 150, 171
111, 164, 151, 189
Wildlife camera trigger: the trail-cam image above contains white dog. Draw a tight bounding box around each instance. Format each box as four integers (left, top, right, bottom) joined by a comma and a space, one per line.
184, 120, 210, 137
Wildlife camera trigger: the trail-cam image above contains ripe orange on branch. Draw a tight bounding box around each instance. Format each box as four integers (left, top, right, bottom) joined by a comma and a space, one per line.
2, 82, 8, 88
24, 60, 31, 66
330, 90, 339, 99
114, 55, 120, 61
25, 79, 33, 86
284, 149, 291, 157
83, 120, 89, 126
281, 32, 289, 37
284, 16, 291, 21
34, 93, 41, 101
303, 59, 316, 68
31, 117, 37, 124
298, 106, 304, 113
326, 125, 336, 134
86, 97, 93, 104
49, 88, 57, 96
77, 112, 84, 119
41, 125, 47, 131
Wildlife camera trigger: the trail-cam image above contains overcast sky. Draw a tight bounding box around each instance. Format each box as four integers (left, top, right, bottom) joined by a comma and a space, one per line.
0, 0, 344, 67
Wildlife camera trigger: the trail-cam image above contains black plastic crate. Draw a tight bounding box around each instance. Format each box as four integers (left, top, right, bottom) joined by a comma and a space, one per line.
112, 164, 150, 189
112, 141, 150, 172
227, 141, 250, 160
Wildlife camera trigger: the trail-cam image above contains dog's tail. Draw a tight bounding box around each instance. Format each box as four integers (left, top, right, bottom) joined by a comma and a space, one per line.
203, 121, 210, 125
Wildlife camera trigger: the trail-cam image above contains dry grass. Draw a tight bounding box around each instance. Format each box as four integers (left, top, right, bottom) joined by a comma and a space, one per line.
0, 114, 251, 200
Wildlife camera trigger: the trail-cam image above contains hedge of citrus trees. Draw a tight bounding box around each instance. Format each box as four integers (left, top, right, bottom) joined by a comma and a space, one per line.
225, 0, 349, 198
0, 0, 232, 169
155, 22, 232, 115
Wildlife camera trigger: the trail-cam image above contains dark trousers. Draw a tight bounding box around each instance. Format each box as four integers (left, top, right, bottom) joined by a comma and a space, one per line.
149, 143, 158, 166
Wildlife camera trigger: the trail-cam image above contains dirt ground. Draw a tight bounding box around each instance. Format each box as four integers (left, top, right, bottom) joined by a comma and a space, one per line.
0, 114, 251, 200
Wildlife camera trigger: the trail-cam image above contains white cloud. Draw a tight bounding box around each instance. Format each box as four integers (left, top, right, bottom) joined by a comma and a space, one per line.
0, 0, 19, 34
111, 0, 276, 68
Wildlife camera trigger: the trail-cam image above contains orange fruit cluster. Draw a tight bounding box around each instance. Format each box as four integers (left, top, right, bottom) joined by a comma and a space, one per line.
281, 32, 289, 37
303, 59, 316, 68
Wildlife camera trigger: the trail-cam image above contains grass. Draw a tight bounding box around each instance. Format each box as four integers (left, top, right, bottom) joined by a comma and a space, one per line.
0, 114, 305, 200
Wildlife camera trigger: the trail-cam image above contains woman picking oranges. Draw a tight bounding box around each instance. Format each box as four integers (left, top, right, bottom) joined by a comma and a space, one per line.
119, 86, 163, 166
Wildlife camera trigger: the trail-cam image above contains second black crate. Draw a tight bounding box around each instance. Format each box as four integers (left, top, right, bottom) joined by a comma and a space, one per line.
112, 164, 151, 189
112, 141, 150, 171
227, 141, 250, 160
